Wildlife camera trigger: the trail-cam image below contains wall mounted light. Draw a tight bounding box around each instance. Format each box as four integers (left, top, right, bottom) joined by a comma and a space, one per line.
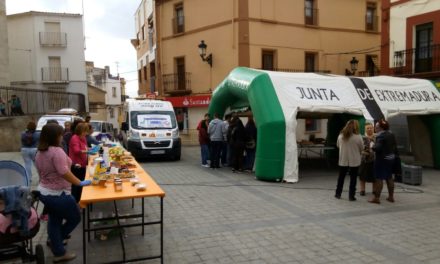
198, 40, 213, 67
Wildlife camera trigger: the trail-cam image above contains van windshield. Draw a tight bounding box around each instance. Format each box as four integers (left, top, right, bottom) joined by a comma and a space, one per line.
90, 122, 102, 132
130, 111, 177, 129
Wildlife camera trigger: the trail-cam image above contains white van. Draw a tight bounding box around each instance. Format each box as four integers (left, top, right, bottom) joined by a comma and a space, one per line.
89, 120, 115, 140
121, 99, 181, 160
36, 109, 83, 131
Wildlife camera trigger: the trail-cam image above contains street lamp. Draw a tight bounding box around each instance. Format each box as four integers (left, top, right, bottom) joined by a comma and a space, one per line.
349, 56, 359, 75
198, 40, 213, 67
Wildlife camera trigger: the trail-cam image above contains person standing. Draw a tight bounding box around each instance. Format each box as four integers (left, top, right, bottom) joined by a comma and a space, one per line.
86, 124, 100, 147
68, 122, 89, 202
9, 95, 24, 115
35, 123, 91, 262
207, 113, 223, 169
20, 121, 40, 185
369, 119, 397, 204
197, 114, 210, 167
221, 114, 231, 167
359, 122, 375, 196
244, 116, 257, 172
335, 119, 363, 201
0, 97, 6, 116
230, 117, 247, 173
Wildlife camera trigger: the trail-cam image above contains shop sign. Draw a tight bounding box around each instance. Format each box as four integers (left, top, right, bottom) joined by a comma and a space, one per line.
165, 95, 211, 108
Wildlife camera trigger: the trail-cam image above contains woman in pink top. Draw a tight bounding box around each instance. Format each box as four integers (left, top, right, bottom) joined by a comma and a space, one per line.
69, 122, 89, 202
35, 123, 91, 262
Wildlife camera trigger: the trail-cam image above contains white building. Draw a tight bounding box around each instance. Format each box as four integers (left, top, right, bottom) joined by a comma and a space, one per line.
132, 0, 156, 96
0, 0, 9, 86
86, 62, 122, 131
7, 11, 88, 111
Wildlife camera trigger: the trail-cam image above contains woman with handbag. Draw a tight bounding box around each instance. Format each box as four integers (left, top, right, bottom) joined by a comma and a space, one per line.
358, 122, 375, 196
369, 119, 397, 204
335, 120, 363, 201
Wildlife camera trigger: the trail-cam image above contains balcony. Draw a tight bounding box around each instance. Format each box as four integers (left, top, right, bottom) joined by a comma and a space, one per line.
41, 67, 69, 83
39, 32, 67, 47
172, 16, 185, 35
365, 15, 378, 32
260, 68, 331, 74
304, 8, 318, 26
162, 72, 191, 95
392, 44, 440, 77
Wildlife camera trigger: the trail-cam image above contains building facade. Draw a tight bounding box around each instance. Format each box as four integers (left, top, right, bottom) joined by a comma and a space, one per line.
7, 11, 88, 111
86, 61, 123, 131
133, 0, 381, 143
0, 0, 9, 86
381, 0, 440, 81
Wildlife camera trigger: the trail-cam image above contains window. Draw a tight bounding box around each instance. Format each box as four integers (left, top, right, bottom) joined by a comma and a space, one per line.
174, 4, 184, 34
262, 50, 275, 70
305, 119, 320, 133
141, 25, 145, 40
138, 69, 142, 84
305, 0, 317, 25
366, 55, 378, 76
175, 57, 186, 90
143, 66, 147, 81
112, 87, 117, 98
305, 53, 317, 72
48, 56, 61, 81
415, 22, 433, 73
366, 3, 377, 31
109, 108, 114, 118
89, 106, 98, 113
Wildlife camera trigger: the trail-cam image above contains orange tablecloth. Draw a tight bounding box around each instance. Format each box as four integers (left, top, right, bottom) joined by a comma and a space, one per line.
79, 156, 165, 208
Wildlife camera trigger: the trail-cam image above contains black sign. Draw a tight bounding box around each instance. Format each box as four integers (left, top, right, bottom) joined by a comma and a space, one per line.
349, 77, 384, 120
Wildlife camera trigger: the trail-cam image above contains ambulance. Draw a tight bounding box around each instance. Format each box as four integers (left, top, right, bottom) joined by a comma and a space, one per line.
120, 99, 181, 160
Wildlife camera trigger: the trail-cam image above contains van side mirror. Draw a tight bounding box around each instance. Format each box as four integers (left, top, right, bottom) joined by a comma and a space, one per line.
121, 122, 128, 131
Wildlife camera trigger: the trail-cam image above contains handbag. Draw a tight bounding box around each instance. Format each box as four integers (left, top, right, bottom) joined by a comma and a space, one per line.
245, 139, 256, 149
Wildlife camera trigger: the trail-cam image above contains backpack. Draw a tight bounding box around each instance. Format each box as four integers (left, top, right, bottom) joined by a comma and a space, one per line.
23, 131, 34, 147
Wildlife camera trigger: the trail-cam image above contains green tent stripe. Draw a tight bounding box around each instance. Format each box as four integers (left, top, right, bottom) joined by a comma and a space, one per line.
208, 67, 286, 181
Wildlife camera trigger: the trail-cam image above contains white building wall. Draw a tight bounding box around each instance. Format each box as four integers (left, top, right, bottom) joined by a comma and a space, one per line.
389, 0, 440, 66
7, 12, 88, 111
0, 0, 10, 86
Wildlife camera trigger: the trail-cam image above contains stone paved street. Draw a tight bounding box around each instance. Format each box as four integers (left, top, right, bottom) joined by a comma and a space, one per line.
1, 146, 440, 263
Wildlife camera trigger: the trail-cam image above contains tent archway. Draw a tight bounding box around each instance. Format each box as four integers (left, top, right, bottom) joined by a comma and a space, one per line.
208, 67, 440, 182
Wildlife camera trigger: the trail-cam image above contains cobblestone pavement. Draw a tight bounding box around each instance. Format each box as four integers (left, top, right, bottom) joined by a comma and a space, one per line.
1, 147, 440, 264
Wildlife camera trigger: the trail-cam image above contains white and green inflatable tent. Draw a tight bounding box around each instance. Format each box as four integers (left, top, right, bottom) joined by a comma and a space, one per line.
208, 67, 440, 183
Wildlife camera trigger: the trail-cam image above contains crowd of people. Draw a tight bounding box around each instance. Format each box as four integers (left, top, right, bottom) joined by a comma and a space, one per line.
197, 112, 257, 173
19, 117, 104, 262
335, 119, 400, 204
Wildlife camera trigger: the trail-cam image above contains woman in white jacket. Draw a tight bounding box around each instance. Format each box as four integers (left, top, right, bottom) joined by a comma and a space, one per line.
335, 119, 364, 201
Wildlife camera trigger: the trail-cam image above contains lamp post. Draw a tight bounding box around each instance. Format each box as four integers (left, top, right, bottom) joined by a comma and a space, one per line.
198, 40, 213, 67
349, 56, 359, 76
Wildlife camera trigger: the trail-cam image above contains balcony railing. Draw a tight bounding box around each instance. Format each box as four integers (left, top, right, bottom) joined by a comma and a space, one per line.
365, 15, 378, 32
41, 67, 69, 82
260, 68, 331, 74
304, 8, 318, 26
163, 72, 191, 95
39, 32, 67, 47
0, 86, 85, 115
172, 16, 185, 34
392, 44, 440, 76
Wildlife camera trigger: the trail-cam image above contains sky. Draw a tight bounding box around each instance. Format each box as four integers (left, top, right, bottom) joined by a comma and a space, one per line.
5, 0, 140, 97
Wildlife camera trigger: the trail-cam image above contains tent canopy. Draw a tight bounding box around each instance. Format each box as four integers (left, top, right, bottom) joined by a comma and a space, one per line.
208, 67, 440, 182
